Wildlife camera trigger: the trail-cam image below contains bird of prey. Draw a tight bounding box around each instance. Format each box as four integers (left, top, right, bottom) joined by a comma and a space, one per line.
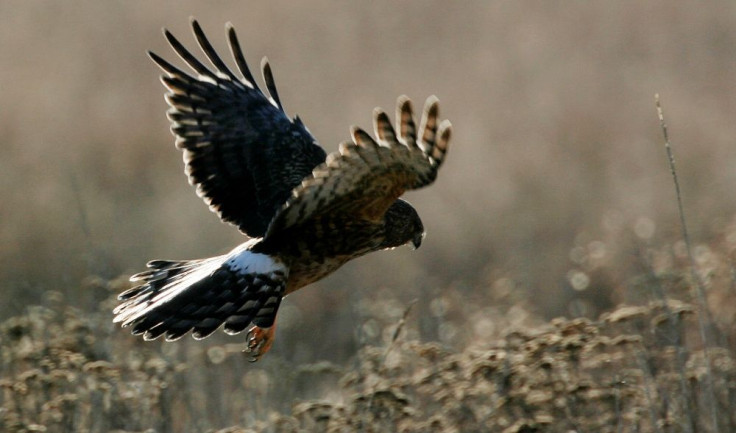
113, 19, 452, 361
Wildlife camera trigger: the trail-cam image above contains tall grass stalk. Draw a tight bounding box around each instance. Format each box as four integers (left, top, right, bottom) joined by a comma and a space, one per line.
655, 94, 720, 432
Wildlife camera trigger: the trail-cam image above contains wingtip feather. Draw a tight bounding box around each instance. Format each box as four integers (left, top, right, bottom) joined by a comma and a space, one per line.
419, 96, 440, 151
260, 57, 283, 110
396, 96, 418, 148
373, 108, 398, 147
396, 94, 412, 108
425, 94, 440, 106
227, 26, 259, 88
433, 119, 452, 165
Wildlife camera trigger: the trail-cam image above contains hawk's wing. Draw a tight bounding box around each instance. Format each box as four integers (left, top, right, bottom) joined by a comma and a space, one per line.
265, 96, 451, 237
150, 19, 326, 237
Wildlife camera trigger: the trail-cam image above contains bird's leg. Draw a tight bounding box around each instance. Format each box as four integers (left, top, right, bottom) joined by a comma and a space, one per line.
244, 322, 276, 362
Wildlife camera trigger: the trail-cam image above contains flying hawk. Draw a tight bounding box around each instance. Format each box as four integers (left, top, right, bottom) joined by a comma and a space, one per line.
113, 19, 452, 361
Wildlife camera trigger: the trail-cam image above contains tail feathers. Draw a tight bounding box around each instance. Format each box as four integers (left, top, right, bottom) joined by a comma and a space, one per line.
118, 259, 204, 301
114, 251, 287, 342
114, 257, 224, 329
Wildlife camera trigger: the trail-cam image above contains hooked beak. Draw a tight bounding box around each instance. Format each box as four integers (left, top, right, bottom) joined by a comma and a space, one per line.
411, 232, 425, 250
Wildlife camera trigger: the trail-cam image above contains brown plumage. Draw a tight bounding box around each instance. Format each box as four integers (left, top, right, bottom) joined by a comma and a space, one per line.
113, 19, 451, 361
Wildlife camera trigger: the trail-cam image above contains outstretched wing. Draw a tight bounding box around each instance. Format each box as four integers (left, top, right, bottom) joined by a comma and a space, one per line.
150, 19, 326, 237
113, 248, 288, 341
265, 96, 451, 237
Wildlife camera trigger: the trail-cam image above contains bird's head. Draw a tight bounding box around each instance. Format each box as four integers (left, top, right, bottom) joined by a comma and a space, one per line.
381, 199, 425, 250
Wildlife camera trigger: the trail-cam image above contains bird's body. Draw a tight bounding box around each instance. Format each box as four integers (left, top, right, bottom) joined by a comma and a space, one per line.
113, 19, 451, 361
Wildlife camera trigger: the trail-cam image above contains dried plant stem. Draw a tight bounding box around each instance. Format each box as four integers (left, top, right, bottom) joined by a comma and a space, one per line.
383, 298, 418, 363
366, 298, 418, 414
639, 253, 694, 433
655, 94, 720, 433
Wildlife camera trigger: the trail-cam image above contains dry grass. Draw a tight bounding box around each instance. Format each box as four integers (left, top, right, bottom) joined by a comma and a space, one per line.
2, 225, 736, 432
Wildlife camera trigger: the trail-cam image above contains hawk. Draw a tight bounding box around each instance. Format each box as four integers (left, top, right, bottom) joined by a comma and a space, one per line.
113, 19, 452, 361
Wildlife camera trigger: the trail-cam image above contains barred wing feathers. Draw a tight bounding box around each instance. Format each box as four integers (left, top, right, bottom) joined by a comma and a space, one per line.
266, 96, 451, 237
150, 19, 326, 237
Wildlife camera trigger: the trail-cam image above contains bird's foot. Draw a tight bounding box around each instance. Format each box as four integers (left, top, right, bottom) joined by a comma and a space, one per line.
244, 324, 276, 362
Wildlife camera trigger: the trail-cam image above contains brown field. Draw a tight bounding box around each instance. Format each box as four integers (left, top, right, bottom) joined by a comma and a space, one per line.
2, 1, 736, 431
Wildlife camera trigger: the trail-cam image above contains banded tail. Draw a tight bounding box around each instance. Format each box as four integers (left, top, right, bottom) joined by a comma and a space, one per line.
114, 245, 288, 342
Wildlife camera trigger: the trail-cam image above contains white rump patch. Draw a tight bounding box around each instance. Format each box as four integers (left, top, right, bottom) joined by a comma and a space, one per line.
225, 244, 286, 276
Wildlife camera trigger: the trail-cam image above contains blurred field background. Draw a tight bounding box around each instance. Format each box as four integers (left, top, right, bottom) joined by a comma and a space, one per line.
2, 1, 736, 431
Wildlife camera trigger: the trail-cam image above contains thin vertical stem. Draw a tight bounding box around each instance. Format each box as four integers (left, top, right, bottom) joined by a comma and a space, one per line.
655, 94, 719, 432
